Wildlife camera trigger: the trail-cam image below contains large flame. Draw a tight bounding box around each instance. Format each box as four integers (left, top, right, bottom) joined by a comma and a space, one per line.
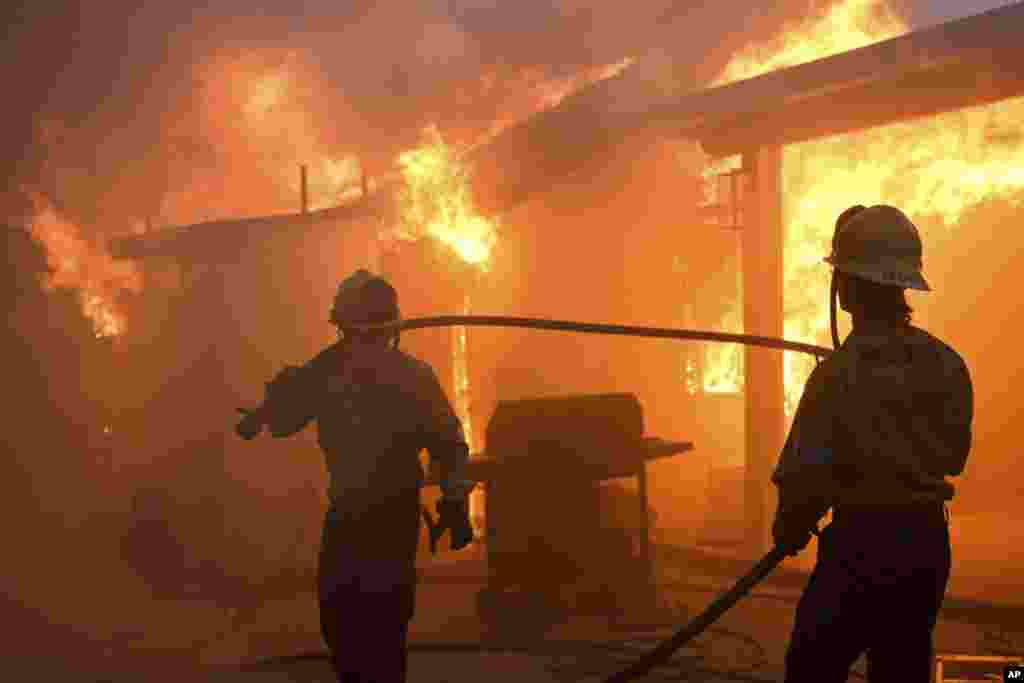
713, 0, 906, 86
782, 97, 1024, 412
697, 0, 1024, 416
396, 125, 499, 268
234, 56, 365, 211
159, 52, 363, 226
698, 0, 904, 400
161, 53, 633, 228
392, 57, 632, 258
26, 195, 143, 338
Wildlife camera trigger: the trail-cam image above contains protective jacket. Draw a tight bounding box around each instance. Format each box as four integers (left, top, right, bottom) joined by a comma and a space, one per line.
773, 323, 973, 523
261, 338, 473, 514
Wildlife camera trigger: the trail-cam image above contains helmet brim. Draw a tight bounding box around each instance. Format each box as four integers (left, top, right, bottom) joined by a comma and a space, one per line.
824, 257, 931, 291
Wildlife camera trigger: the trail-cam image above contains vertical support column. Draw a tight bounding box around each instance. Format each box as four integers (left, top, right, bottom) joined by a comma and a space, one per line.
741, 145, 785, 557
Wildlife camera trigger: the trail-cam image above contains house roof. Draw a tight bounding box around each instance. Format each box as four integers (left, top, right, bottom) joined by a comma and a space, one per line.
649, 0, 1024, 157
111, 1, 1024, 262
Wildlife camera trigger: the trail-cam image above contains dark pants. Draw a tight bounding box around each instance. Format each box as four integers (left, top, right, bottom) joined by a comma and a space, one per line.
317, 497, 420, 683
784, 504, 951, 683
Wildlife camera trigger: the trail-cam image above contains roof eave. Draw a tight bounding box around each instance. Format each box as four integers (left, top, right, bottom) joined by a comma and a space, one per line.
644, 1, 1024, 156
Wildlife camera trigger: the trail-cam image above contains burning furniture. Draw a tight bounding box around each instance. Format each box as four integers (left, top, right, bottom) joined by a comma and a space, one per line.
430, 393, 692, 631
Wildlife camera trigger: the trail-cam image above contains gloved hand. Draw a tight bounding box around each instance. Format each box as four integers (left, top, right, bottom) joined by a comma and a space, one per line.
772, 515, 814, 557
235, 408, 264, 440
437, 498, 473, 551
266, 365, 304, 399
772, 487, 830, 557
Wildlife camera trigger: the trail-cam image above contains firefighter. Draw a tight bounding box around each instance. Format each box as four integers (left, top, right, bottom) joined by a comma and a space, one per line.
235, 269, 474, 683
771, 205, 973, 682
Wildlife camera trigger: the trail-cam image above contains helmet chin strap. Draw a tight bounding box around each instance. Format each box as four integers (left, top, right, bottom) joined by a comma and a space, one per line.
830, 269, 841, 350
828, 204, 868, 352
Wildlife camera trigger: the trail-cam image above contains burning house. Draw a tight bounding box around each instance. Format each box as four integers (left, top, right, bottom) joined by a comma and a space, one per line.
101, 0, 1024, 602
8, 0, 1024, 674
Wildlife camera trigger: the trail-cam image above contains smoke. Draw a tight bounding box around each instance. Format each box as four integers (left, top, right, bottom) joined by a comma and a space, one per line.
5, 1, 660, 226
3, 0, 1019, 672
4, 0, 967, 235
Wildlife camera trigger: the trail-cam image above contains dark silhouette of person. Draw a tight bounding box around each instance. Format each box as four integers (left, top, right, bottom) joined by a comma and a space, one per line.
235, 269, 474, 682
772, 205, 973, 682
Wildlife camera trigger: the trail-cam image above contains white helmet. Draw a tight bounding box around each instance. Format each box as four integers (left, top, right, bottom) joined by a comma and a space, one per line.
824, 204, 931, 291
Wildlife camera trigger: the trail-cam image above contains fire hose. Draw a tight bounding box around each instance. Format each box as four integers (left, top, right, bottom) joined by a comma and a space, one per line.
601, 547, 789, 682
348, 315, 831, 359
341, 315, 830, 681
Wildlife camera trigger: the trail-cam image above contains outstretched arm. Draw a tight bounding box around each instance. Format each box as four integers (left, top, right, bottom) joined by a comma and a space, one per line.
236, 362, 322, 440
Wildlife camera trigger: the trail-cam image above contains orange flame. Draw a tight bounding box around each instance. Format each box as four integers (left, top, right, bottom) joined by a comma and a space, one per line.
163, 52, 633, 227
697, 0, 1024, 416
699, 0, 906, 402
395, 125, 505, 537
26, 195, 143, 338
713, 0, 906, 86
395, 125, 499, 269
238, 58, 363, 212
394, 128, 495, 443
159, 52, 363, 226
782, 96, 1024, 413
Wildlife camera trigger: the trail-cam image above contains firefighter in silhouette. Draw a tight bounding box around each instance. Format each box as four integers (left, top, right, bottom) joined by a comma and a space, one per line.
772, 205, 973, 682
235, 269, 474, 683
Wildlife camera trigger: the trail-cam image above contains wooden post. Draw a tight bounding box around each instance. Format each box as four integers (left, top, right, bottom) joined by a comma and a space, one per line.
300, 164, 309, 215
741, 146, 785, 557
361, 161, 370, 198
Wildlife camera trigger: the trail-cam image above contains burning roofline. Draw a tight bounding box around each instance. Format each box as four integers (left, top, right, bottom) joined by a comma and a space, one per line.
110, 0, 1024, 263
109, 177, 401, 262
653, 0, 1024, 157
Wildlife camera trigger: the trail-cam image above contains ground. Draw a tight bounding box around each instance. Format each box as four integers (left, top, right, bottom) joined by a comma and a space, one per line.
21, 521, 1016, 683
14, 508, 1022, 683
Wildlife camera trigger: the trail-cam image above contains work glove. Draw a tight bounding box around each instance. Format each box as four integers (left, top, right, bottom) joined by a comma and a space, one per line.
235, 407, 264, 440
772, 494, 828, 557
772, 515, 814, 557
437, 497, 474, 551
266, 365, 304, 399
